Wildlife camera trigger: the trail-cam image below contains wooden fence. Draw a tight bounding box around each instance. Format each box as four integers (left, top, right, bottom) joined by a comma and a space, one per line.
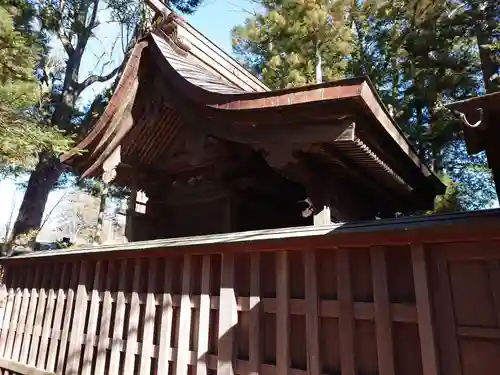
0, 210, 500, 375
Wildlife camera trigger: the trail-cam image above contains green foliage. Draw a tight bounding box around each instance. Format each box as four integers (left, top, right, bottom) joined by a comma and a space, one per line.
0, 3, 73, 170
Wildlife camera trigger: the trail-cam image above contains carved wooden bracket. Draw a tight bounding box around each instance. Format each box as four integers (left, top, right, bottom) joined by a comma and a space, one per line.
152, 10, 191, 55
102, 146, 121, 184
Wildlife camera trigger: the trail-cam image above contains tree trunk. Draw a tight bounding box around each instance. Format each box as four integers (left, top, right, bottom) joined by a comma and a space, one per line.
475, 5, 498, 93
11, 152, 64, 241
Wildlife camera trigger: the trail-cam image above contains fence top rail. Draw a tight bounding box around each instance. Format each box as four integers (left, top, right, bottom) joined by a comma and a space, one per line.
0, 357, 56, 375
2, 209, 500, 262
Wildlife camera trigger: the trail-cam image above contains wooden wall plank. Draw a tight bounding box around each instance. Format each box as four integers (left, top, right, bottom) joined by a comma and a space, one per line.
249, 253, 260, 375
81, 261, 102, 375
4, 268, 25, 359
46, 264, 68, 372
432, 251, 462, 375
218, 253, 237, 375
371, 246, 395, 375
124, 260, 141, 375
11, 269, 33, 361
157, 258, 174, 375
411, 244, 439, 375
0, 271, 17, 356
28, 270, 49, 367
305, 250, 321, 375
276, 251, 290, 375
139, 259, 157, 375
94, 260, 114, 374
56, 263, 78, 374
108, 259, 127, 375
197, 255, 211, 375
66, 262, 89, 374
337, 248, 355, 375
176, 255, 193, 375
36, 265, 58, 369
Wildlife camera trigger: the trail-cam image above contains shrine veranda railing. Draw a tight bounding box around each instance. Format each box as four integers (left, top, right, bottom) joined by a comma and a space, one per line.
0, 210, 500, 375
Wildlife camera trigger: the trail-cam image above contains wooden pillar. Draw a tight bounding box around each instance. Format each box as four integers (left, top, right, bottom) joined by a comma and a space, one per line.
491, 166, 500, 200
486, 143, 500, 200
96, 146, 121, 244
124, 180, 137, 242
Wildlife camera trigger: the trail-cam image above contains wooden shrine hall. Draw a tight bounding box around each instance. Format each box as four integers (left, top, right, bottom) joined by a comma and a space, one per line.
63, 0, 444, 241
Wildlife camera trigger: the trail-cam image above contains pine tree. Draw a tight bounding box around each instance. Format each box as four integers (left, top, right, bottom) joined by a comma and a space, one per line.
232, 0, 353, 88
0, 2, 73, 171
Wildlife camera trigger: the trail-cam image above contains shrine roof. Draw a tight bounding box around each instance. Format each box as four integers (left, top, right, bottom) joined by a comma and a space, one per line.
62, 2, 444, 206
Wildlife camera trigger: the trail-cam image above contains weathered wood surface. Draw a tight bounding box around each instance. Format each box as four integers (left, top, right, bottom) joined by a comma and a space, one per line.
0, 210, 498, 375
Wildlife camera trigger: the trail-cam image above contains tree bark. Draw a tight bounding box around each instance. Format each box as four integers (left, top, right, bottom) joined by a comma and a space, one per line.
11, 152, 64, 241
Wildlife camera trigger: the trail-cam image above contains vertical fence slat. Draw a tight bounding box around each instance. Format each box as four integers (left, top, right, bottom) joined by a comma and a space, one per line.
66, 262, 89, 374
37, 265, 58, 369
95, 260, 114, 374
46, 264, 68, 372
124, 260, 141, 375
157, 258, 174, 375
56, 263, 78, 374
0, 284, 7, 336
197, 255, 211, 375
175, 255, 193, 375
411, 244, 438, 375
371, 246, 395, 375
139, 259, 156, 375
218, 253, 237, 375
305, 250, 321, 375
433, 251, 462, 375
276, 251, 290, 375
28, 270, 49, 367
82, 261, 102, 375
0, 271, 18, 356
249, 253, 260, 375
11, 269, 33, 361
4, 269, 25, 359
108, 259, 127, 375
337, 248, 355, 375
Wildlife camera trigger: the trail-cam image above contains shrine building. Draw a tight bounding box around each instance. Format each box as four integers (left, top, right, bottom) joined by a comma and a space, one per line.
63, 1, 445, 241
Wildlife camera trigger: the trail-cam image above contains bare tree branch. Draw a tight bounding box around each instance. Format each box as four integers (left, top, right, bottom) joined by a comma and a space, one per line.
77, 63, 123, 92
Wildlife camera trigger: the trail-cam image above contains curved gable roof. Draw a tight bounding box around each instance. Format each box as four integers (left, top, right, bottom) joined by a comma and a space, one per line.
62, 7, 444, 205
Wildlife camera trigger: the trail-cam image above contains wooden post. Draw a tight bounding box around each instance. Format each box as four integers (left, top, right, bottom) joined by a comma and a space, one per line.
411, 244, 439, 375
218, 253, 237, 375
337, 248, 355, 375
276, 251, 290, 375
371, 246, 396, 375
96, 146, 121, 244
313, 205, 331, 225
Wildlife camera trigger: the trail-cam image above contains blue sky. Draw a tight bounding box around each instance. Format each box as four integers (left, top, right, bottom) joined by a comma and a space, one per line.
0, 0, 257, 240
